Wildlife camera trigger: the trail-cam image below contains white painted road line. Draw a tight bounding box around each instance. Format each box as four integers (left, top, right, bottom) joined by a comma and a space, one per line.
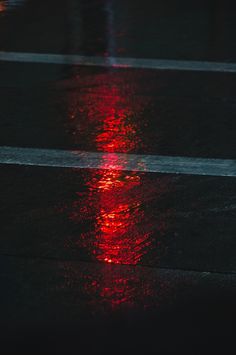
1, 51, 236, 73
0, 146, 236, 177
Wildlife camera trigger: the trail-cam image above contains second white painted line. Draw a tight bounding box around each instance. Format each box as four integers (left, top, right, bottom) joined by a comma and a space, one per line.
1, 51, 236, 73
0, 146, 236, 177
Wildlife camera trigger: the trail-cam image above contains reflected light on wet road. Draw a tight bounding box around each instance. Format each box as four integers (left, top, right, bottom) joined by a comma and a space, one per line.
85, 81, 149, 265
0, 1, 6, 12
58, 2, 175, 301
60, 262, 173, 310
63, 69, 173, 267
0, 0, 25, 12
85, 169, 151, 265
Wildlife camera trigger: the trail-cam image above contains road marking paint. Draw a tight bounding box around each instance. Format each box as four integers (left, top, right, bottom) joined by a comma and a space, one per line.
0, 146, 236, 177
1, 51, 236, 73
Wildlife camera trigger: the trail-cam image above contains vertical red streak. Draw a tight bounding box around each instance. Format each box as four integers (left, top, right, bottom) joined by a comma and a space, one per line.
71, 73, 151, 265
0, 2, 6, 12
62, 70, 171, 306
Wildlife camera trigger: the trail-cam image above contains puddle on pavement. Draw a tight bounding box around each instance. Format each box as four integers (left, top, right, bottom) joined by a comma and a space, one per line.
60, 169, 173, 266
1, 62, 236, 158
61, 67, 236, 158
60, 66, 174, 266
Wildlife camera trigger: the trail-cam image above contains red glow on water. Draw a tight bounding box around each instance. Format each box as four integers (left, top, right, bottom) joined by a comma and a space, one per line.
60, 262, 172, 310
0, 3, 6, 12
65, 71, 154, 265
81, 159, 151, 265
78, 78, 151, 265
64, 70, 171, 269
94, 193, 151, 265
61, 69, 172, 308
94, 84, 142, 154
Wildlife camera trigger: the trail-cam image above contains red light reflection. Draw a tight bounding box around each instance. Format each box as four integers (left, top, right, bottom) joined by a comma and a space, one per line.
59, 49, 174, 309
65, 70, 171, 266
60, 262, 174, 310
0, 2, 6, 12
58, 4, 174, 310
84, 169, 152, 265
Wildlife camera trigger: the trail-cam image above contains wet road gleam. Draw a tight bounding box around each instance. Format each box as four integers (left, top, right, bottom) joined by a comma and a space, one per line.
0, 1, 236, 353
0, 64, 236, 158
0, 165, 235, 272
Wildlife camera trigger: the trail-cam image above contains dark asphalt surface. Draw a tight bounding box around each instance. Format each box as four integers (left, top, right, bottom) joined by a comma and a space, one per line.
0, 0, 236, 353
0, 165, 236, 272
1, 0, 236, 62
1, 63, 236, 158
1, 255, 235, 353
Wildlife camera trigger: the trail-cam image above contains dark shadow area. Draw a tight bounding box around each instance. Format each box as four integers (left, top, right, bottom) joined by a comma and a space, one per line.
1, 287, 235, 353
1, 0, 236, 61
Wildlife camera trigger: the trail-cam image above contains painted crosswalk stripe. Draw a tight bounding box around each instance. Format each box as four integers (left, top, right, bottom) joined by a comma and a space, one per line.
1, 51, 236, 73
0, 146, 236, 177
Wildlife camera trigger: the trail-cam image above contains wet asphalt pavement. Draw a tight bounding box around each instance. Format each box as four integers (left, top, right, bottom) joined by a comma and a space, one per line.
1, 63, 236, 158
0, 0, 236, 353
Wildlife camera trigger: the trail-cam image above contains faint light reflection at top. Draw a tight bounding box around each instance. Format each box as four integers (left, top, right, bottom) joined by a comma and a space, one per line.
0, 0, 25, 12
0, 1, 6, 12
